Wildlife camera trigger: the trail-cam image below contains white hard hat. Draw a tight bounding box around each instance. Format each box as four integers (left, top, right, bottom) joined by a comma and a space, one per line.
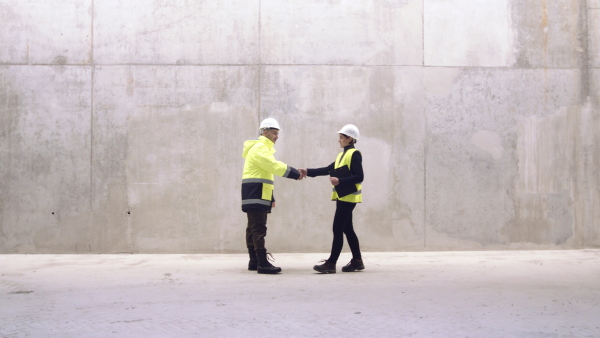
338, 124, 359, 141
260, 117, 280, 130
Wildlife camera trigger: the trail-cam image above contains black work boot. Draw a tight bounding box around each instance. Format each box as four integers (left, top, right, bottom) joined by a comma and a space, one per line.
342, 258, 365, 272
256, 250, 282, 274
313, 260, 336, 274
248, 248, 257, 271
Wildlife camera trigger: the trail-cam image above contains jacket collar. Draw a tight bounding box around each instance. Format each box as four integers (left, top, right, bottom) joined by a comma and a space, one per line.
259, 135, 274, 149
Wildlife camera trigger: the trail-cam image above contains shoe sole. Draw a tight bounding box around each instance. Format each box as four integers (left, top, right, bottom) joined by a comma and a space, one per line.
313, 266, 336, 274
257, 268, 282, 274
342, 266, 365, 272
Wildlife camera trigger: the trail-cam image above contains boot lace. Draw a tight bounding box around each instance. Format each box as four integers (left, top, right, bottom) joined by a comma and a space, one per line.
318, 259, 334, 267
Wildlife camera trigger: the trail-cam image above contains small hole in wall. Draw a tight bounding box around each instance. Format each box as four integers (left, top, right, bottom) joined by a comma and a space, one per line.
52, 212, 55, 215
127, 211, 131, 215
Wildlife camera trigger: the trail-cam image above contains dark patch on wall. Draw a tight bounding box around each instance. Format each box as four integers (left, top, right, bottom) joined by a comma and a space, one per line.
502, 193, 574, 245
53, 55, 67, 65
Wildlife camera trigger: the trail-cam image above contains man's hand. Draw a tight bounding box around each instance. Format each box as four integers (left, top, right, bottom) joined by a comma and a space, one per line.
272, 202, 276, 208
329, 177, 339, 186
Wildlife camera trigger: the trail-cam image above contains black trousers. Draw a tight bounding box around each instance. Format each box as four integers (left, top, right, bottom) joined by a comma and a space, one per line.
328, 200, 362, 264
246, 210, 268, 251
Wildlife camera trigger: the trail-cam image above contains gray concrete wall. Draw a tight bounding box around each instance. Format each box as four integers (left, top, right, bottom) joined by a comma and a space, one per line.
0, 0, 598, 253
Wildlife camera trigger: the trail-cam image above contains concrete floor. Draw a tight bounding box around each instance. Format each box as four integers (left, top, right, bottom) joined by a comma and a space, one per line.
1, 250, 599, 338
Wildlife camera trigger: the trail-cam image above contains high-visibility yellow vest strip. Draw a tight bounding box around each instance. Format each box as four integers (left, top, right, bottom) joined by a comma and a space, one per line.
242, 199, 272, 206
332, 187, 362, 195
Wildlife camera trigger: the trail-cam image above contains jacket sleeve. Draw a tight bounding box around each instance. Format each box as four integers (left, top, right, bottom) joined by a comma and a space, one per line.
252, 143, 301, 180
307, 162, 335, 177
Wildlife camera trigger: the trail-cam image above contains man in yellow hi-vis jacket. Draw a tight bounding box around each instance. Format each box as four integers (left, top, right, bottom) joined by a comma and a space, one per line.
241, 118, 303, 274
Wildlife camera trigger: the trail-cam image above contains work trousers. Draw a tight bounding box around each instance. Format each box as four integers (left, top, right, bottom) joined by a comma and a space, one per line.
246, 210, 268, 251
328, 200, 362, 264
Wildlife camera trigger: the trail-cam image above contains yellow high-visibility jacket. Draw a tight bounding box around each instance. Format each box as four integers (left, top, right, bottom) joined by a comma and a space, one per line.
241, 136, 300, 212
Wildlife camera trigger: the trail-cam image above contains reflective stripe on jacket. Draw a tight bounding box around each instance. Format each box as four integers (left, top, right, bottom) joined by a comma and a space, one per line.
331, 148, 362, 203
241, 136, 300, 212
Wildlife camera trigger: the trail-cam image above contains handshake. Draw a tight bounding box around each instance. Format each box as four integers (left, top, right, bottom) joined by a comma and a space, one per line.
295, 168, 339, 186
298, 168, 307, 180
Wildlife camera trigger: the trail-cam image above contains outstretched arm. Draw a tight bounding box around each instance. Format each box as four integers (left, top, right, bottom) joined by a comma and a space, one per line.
303, 162, 335, 177
252, 144, 302, 180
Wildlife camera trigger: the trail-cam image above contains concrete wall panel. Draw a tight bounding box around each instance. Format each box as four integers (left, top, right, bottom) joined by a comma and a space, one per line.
0, 0, 92, 65
0, 1, 29, 64
584, 69, 600, 246
590, 9, 600, 68
511, 0, 584, 68
585, 0, 600, 246
91, 66, 258, 253
425, 0, 584, 68
261, 0, 423, 65
424, 68, 583, 249
424, 0, 516, 67
94, 0, 259, 65
0, 66, 92, 253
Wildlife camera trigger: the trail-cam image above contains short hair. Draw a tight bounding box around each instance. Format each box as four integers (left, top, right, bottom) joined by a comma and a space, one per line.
259, 127, 278, 136
341, 133, 357, 144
